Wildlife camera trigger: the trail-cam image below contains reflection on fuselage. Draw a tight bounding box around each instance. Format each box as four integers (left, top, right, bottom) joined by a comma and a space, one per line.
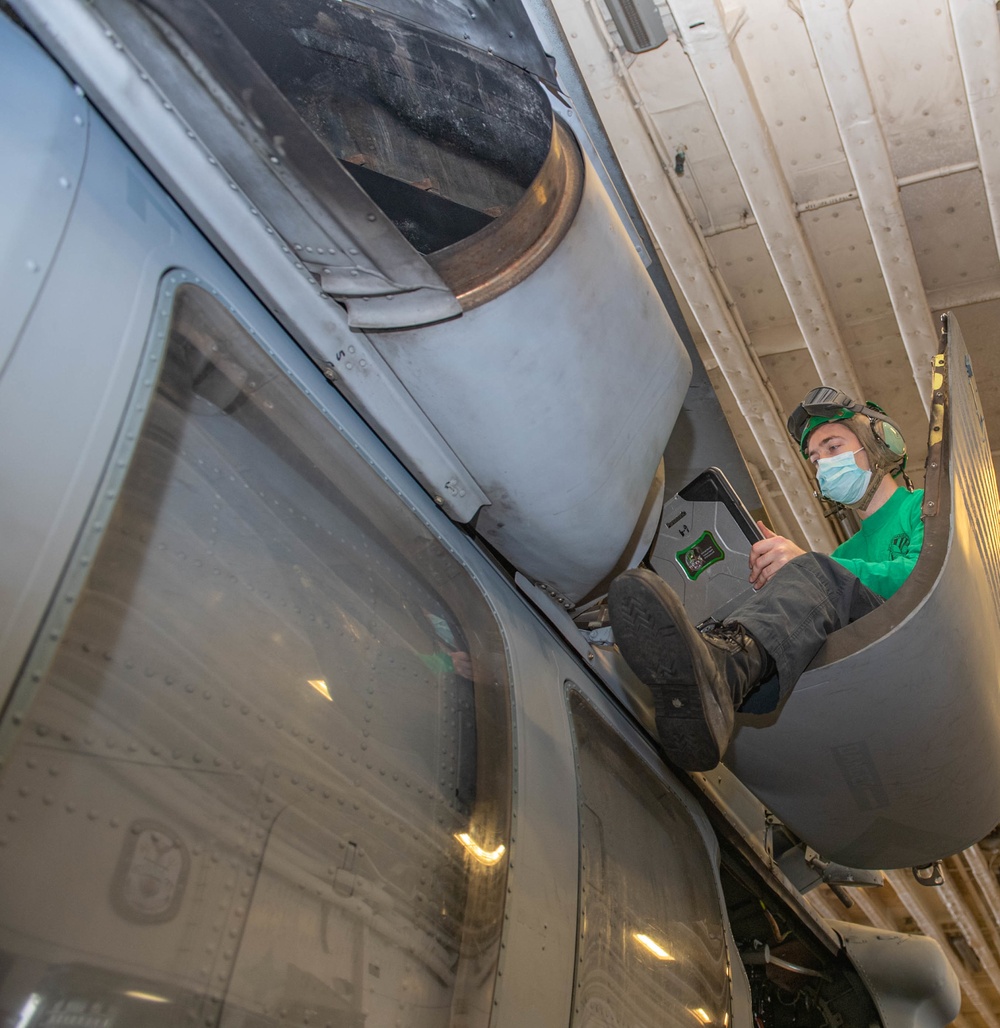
0, 283, 509, 1028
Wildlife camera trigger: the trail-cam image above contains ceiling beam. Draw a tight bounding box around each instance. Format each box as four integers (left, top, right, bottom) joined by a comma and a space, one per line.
798, 0, 935, 415
802, 886, 845, 922
665, 0, 863, 400
938, 861, 1000, 1005
963, 845, 1000, 935
952, 849, 1000, 1005
549, 0, 838, 549
948, 0, 1000, 273
848, 885, 894, 930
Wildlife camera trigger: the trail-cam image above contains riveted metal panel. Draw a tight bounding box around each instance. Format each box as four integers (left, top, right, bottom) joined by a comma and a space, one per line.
0, 16, 88, 376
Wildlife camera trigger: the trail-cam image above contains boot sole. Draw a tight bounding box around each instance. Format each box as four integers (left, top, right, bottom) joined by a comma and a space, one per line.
608, 570, 734, 771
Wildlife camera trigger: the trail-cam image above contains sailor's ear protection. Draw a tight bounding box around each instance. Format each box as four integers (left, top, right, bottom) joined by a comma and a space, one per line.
865, 409, 907, 464
877, 420, 907, 458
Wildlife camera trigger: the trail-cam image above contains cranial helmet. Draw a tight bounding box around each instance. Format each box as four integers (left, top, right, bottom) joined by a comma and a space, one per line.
786, 386, 910, 511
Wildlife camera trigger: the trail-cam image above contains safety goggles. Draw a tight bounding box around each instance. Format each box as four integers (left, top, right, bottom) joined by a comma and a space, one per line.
786, 387, 866, 454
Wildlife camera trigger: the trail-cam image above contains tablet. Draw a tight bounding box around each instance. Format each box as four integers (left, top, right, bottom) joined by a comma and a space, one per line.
648, 467, 764, 626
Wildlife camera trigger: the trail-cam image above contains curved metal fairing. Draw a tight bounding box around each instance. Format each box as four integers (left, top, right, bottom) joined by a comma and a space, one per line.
726, 313, 1000, 870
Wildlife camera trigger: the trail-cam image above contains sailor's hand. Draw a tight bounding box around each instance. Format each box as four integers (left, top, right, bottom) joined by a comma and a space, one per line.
449, 650, 474, 679
749, 522, 806, 588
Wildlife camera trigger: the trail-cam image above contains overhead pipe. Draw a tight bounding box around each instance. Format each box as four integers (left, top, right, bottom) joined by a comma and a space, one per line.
948, 0, 1000, 273
896, 161, 982, 190
664, 0, 864, 400
705, 160, 982, 232
559, 0, 839, 550
798, 0, 935, 415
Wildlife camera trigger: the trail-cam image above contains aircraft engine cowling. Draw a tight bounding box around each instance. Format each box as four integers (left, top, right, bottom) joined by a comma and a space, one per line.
127, 0, 694, 606
370, 121, 691, 604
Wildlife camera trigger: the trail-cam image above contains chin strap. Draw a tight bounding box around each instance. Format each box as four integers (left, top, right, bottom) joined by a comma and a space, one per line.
850, 465, 889, 513
845, 463, 913, 514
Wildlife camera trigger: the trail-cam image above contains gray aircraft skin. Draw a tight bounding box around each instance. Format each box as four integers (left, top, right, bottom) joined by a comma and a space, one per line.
0, 0, 978, 1025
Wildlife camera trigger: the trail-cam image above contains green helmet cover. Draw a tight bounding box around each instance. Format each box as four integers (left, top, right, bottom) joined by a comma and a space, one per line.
798, 409, 856, 456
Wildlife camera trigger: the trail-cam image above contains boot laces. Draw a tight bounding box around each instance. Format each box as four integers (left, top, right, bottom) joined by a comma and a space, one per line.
694, 617, 754, 653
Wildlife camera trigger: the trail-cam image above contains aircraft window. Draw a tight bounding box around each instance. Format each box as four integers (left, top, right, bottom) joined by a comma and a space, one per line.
0, 280, 512, 1027
567, 691, 731, 1028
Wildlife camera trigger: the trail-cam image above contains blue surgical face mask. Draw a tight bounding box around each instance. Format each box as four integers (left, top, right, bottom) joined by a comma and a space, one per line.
815, 447, 872, 504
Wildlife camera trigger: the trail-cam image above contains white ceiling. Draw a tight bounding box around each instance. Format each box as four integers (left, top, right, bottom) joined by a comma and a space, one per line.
549, 0, 1000, 1021
552, 0, 1000, 552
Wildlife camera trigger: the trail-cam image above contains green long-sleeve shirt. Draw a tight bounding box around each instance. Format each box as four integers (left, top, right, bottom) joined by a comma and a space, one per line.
830, 486, 924, 599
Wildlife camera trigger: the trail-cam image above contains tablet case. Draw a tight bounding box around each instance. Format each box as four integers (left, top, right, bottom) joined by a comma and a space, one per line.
648, 467, 764, 626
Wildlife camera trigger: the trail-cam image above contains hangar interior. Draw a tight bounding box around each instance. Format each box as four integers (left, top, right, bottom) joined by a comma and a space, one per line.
546, 0, 1000, 1023
5, 0, 1000, 1023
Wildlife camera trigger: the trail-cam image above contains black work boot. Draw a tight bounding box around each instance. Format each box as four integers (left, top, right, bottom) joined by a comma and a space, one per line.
608, 568, 775, 771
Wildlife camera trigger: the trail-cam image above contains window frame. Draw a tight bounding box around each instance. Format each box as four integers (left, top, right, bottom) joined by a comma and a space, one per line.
0, 266, 519, 1028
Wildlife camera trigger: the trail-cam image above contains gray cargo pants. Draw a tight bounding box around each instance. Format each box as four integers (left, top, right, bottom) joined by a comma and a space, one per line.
732, 552, 883, 713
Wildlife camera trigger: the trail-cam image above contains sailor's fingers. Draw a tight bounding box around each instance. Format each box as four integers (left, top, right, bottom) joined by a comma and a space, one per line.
750, 552, 781, 588
749, 534, 784, 563
749, 523, 777, 572
749, 554, 770, 588
749, 534, 774, 570
450, 651, 474, 678
749, 537, 806, 587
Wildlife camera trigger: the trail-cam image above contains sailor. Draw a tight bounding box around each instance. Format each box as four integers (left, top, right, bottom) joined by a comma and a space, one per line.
608, 388, 923, 772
